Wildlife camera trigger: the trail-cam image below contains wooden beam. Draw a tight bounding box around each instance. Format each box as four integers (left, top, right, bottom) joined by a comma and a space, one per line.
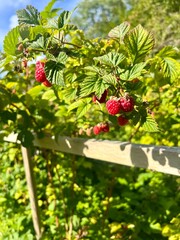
33, 135, 180, 176
21, 146, 42, 239
4, 133, 180, 176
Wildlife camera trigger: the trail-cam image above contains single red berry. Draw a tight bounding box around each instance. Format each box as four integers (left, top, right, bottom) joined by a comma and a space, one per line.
106, 98, 121, 115
117, 115, 129, 126
43, 79, 52, 87
92, 90, 108, 103
101, 122, 110, 132
35, 61, 47, 83
119, 96, 134, 112
93, 125, 102, 135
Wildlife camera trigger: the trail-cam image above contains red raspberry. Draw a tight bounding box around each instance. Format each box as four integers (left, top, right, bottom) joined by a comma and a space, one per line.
106, 98, 121, 115
35, 61, 47, 83
119, 96, 134, 112
43, 79, 52, 87
93, 125, 102, 135
117, 115, 129, 126
101, 122, 110, 132
92, 90, 108, 103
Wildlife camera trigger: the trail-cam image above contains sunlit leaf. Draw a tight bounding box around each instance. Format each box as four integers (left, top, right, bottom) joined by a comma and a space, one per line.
16, 5, 40, 25
108, 22, 130, 40
94, 52, 125, 67
142, 116, 159, 132
124, 25, 155, 63
120, 62, 146, 80
45, 61, 65, 86
3, 27, 20, 55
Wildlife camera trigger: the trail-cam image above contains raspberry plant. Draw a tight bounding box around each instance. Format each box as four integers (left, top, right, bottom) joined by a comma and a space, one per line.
0, 1, 180, 239
0, 0, 179, 145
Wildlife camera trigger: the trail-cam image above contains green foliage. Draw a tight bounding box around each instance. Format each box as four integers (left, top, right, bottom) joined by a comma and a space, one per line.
0, 0, 179, 239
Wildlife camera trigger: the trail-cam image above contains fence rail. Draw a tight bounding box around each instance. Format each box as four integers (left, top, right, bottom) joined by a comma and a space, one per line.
5, 133, 180, 176
4, 133, 180, 239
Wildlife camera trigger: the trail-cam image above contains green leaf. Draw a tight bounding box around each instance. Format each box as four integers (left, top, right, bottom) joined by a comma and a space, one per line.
62, 88, 77, 102
29, 36, 49, 51
94, 52, 125, 67
157, 46, 179, 58
108, 22, 130, 40
159, 57, 180, 81
16, 5, 40, 25
80, 75, 109, 98
84, 66, 101, 75
142, 116, 159, 132
3, 27, 20, 55
27, 85, 44, 98
120, 62, 146, 80
45, 61, 65, 86
58, 10, 72, 28
57, 52, 68, 64
29, 26, 47, 40
45, 18, 58, 29
80, 76, 97, 97
124, 25, 155, 63
19, 25, 30, 40
0, 56, 15, 68
68, 98, 91, 118
42, 89, 57, 101
41, 0, 60, 19
102, 74, 117, 86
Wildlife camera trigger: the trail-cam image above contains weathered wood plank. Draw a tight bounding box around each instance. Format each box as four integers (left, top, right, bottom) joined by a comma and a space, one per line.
4, 133, 180, 176
21, 146, 42, 239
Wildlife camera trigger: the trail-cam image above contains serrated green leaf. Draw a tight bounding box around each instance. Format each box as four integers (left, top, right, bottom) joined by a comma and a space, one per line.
159, 57, 180, 80
142, 116, 159, 132
124, 25, 155, 63
30, 36, 48, 51
19, 25, 30, 40
80, 76, 97, 97
62, 88, 77, 102
16, 5, 40, 25
120, 62, 146, 80
84, 66, 101, 75
94, 52, 125, 67
157, 46, 179, 58
45, 61, 65, 86
29, 26, 47, 40
41, 0, 60, 19
108, 22, 130, 40
45, 18, 58, 29
68, 98, 91, 118
94, 78, 109, 98
57, 52, 68, 64
58, 11, 71, 28
77, 101, 91, 118
3, 27, 20, 55
42, 89, 57, 101
80, 76, 109, 98
102, 74, 117, 86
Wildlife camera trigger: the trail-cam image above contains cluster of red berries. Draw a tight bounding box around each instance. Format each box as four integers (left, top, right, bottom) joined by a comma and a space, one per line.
91, 90, 135, 135
106, 96, 134, 126
93, 122, 110, 135
35, 61, 52, 87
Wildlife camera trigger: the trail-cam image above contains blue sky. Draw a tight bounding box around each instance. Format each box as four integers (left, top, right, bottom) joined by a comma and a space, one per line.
0, 0, 80, 51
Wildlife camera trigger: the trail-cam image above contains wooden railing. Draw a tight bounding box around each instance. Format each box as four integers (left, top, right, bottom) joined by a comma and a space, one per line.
4, 133, 180, 239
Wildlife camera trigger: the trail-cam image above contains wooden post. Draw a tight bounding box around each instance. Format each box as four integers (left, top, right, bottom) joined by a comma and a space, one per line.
21, 146, 42, 239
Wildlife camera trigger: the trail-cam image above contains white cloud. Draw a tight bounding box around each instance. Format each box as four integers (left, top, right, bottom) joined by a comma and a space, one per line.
9, 15, 18, 29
